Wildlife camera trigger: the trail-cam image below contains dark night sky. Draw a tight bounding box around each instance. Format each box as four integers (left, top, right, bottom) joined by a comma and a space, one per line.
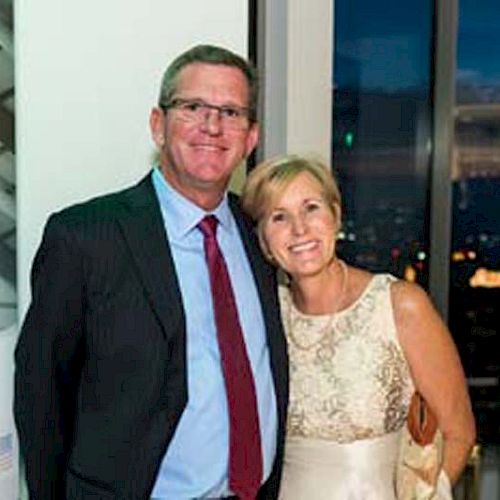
334, 0, 433, 91
334, 0, 500, 90
458, 1, 500, 85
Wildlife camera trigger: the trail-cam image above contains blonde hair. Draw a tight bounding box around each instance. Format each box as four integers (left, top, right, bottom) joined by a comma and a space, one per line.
241, 154, 342, 254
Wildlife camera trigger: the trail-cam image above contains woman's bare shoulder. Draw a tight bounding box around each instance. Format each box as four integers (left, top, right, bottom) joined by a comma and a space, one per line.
390, 278, 432, 316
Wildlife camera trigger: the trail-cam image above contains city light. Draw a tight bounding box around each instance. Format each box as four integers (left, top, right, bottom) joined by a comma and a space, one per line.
451, 249, 479, 262
391, 247, 401, 258
469, 268, 500, 288
404, 265, 417, 283
452, 251, 466, 262
344, 132, 354, 148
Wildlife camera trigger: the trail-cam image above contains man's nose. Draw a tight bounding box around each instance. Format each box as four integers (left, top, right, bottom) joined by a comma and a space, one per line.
199, 109, 223, 135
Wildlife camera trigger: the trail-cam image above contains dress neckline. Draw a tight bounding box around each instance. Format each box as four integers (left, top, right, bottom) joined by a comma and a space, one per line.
286, 273, 382, 320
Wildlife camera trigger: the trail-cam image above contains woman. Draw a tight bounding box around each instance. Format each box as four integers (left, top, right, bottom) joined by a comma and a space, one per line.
241, 155, 475, 499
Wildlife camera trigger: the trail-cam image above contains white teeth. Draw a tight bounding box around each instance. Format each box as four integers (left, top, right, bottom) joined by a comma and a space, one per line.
195, 144, 220, 150
289, 241, 317, 253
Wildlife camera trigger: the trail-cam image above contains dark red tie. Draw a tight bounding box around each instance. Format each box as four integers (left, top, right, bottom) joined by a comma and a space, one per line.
198, 215, 263, 500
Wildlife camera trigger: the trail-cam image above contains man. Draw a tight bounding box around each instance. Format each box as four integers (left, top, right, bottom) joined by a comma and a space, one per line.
14, 45, 288, 499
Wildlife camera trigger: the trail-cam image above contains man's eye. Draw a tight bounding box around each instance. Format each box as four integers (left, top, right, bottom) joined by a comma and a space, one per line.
182, 101, 203, 112
221, 107, 240, 119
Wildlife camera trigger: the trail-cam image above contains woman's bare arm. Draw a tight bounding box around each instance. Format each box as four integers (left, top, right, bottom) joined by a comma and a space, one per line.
391, 280, 476, 484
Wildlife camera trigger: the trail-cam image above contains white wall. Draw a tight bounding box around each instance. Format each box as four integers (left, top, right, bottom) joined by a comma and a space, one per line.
16, 0, 249, 318
9, 1, 249, 498
258, 0, 333, 163
286, 0, 333, 159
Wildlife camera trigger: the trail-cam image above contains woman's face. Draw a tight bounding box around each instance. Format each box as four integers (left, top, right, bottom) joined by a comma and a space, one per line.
262, 172, 338, 280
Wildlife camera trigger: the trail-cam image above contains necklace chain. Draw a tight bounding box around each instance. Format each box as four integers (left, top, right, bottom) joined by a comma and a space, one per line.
286, 260, 348, 351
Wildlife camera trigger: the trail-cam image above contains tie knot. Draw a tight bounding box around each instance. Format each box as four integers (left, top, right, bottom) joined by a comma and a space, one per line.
198, 215, 218, 239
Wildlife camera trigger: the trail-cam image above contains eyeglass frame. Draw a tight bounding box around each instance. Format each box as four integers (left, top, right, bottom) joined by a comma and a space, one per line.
159, 98, 254, 130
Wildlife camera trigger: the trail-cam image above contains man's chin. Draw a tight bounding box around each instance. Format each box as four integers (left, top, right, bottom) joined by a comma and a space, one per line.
187, 165, 233, 187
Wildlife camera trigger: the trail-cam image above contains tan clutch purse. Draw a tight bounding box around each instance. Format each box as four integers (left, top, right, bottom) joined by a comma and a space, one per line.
396, 392, 449, 500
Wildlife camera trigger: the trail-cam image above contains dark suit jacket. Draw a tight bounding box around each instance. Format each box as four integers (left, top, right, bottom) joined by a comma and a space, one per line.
14, 173, 289, 500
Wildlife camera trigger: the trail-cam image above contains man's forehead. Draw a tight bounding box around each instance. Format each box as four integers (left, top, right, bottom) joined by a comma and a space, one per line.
177, 62, 246, 84
174, 63, 250, 99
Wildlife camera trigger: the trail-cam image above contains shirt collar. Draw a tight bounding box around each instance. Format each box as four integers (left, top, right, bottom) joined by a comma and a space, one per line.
152, 167, 233, 238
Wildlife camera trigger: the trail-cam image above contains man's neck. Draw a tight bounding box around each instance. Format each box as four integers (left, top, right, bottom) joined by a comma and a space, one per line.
159, 167, 227, 211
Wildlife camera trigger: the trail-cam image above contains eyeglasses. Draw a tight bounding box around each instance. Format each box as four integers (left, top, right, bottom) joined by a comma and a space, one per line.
160, 98, 252, 130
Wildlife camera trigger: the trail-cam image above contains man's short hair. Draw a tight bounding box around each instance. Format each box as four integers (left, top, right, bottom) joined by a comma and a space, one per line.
158, 44, 259, 122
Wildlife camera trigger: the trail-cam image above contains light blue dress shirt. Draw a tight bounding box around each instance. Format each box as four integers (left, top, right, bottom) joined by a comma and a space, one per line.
150, 169, 277, 499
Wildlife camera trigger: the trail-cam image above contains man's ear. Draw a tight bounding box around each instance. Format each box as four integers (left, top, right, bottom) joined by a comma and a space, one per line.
150, 107, 166, 148
244, 122, 260, 158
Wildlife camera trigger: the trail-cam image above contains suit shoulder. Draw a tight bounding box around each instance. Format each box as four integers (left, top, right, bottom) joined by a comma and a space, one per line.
228, 191, 251, 223
48, 174, 153, 229
228, 190, 240, 204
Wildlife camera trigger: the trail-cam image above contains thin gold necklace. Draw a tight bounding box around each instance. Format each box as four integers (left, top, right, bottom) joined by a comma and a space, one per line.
286, 259, 348, 351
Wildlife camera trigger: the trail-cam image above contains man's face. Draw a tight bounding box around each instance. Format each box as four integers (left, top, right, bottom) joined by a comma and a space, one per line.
150, 63, 259, 209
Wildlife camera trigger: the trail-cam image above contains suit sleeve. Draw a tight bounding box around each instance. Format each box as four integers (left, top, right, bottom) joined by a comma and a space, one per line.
14, 214, 85, 500
258, 454, 283, 500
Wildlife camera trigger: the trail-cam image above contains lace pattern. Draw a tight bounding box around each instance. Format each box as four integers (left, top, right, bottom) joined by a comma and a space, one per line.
280, 274, 414, 443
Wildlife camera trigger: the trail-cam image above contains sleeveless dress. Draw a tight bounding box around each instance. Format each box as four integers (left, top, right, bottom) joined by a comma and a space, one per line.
278, 274, 414, 500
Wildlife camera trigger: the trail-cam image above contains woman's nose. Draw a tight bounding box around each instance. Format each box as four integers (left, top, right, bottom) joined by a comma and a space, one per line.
291, 215, 307, 235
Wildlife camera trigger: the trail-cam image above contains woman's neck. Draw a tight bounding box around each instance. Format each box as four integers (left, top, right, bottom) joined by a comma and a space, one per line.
290, 259, 348, 315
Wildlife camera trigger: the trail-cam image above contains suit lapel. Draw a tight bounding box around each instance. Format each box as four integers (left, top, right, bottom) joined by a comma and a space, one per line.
113, 180, 287, 418
115, 173, 185, 339
230, 197, 289, 497
229, 195, 289, 423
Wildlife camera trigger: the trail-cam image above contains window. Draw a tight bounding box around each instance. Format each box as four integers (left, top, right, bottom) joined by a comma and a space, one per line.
450, 0, 500, 443
0, 0, 16, 334
332, 0, 434, 287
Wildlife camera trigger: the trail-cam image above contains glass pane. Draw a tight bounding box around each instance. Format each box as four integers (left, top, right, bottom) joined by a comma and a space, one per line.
451, 0, 500, 443
332, 0, 434, 287
0, 0, 16, 334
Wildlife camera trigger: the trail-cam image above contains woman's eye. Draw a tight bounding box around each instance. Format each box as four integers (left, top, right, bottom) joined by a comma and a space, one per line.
270, 212, 286, 223
305, 202, 321, 212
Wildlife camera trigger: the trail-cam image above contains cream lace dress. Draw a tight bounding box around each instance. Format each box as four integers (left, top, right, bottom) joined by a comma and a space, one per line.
278, 274, 414, 500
